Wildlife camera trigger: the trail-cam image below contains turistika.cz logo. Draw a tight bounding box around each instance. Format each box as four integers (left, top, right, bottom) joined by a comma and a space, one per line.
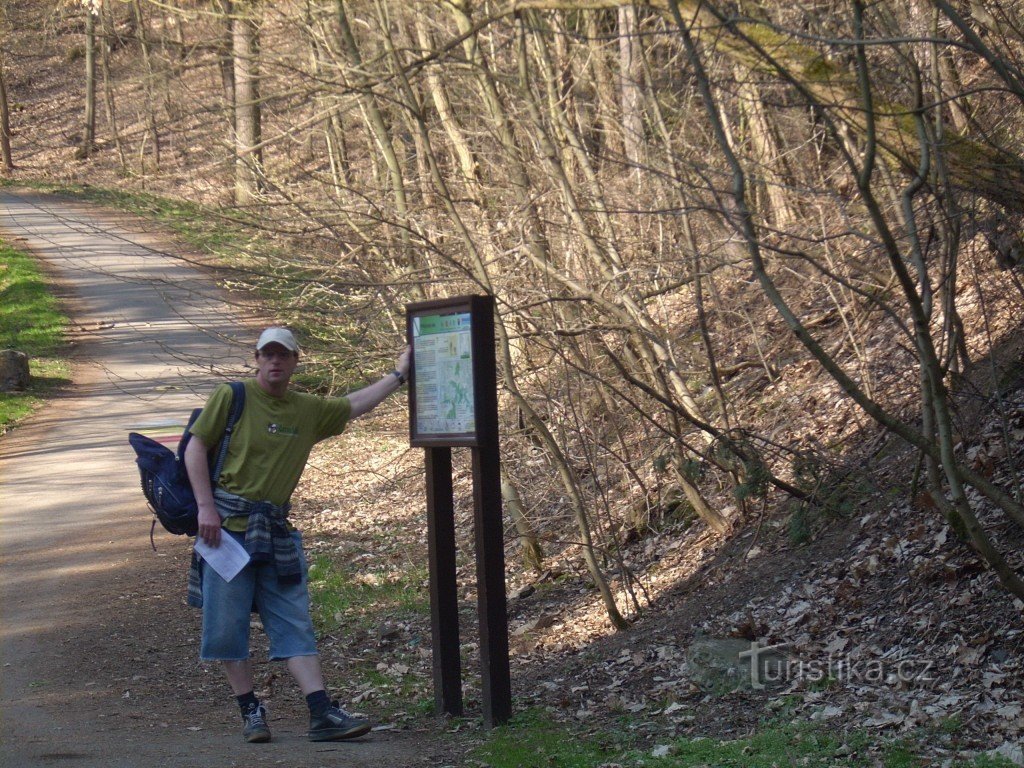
686, 638, 938, 692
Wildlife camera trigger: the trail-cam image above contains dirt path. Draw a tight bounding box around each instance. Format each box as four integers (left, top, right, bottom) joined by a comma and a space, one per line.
0, 190, 435, 767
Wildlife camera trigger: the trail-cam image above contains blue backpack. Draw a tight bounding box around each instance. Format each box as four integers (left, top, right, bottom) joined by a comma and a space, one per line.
128, 382, 246, 545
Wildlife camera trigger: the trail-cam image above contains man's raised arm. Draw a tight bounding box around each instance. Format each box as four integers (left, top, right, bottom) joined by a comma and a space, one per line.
346, 346, 411, 419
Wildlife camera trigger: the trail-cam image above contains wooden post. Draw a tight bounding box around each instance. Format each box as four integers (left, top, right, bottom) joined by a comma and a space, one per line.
472, 443, 510, 727
468, 297, 510, 727
425, 446, 463, 716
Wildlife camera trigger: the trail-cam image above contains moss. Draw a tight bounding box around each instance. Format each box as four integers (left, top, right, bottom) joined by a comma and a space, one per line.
803, 54, 839, 83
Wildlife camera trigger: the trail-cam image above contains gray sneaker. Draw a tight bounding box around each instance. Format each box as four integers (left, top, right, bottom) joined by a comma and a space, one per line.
242, 702, 271, 743
308, 701, 371, 741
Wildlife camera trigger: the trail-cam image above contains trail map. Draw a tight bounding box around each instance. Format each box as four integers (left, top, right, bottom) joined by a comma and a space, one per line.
412, 312, 475, 437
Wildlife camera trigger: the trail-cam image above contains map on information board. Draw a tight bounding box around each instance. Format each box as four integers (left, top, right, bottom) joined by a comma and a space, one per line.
412, 312, 475, 437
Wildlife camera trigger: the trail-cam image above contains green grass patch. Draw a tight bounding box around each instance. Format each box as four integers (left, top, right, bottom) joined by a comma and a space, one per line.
0, 240, 70, 433
477, 710, 625, 768
308, 553, 431, 715
308, 554, 429, 635
472, 710, 1015, 768
5, 180, 250, 255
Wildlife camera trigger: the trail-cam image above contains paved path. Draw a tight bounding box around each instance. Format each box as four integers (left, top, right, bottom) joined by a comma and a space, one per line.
0, 190, 430, 767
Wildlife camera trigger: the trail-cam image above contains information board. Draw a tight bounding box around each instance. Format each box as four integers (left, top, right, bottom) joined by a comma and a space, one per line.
411, 310, 475, 439
405, 294, 509, 727
407, 296, 495, 447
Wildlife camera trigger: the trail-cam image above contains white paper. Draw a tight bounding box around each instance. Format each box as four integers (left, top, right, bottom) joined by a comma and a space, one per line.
195, 534, 250, 582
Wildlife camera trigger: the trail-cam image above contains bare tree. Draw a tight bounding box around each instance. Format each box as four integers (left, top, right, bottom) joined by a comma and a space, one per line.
99, 2, 125, 170
76, 0, 98, 159
232, 0, 263, 204
0, 46, 13, 173
132, 0, 161, 171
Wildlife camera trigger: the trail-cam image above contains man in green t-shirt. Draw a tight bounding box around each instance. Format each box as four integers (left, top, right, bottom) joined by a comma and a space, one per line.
184, 327, 410, 744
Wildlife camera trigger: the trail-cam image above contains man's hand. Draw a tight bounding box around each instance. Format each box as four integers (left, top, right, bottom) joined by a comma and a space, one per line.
396, 345, 411, 380
185, 434, 221, 546
197, 503, 222, 547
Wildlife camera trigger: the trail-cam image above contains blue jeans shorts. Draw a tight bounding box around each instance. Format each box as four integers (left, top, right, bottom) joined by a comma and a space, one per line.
200, 530, 318, 661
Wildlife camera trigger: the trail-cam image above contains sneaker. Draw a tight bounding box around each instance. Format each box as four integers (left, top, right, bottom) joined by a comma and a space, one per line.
242, 702, 271, 743
308, 701, 371, 742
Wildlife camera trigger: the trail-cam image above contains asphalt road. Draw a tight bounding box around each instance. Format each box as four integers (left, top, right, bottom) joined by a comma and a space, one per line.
0, 190, 429, 767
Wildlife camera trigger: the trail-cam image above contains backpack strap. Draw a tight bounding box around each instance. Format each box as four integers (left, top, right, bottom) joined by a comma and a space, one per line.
210, 381, 246, 485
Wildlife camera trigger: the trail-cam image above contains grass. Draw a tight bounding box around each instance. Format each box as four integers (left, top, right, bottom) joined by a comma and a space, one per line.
2, 179, 249, 255
307, 553, 432, 716
0, 240, 70, 433
470, 710, 1017, 768
307, 554, 429, 635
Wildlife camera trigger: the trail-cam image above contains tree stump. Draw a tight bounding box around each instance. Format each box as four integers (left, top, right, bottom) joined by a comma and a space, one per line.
0, 350, 30, 391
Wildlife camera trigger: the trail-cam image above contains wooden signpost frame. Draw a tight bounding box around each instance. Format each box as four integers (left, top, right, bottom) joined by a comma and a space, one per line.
406, 294, 510, 728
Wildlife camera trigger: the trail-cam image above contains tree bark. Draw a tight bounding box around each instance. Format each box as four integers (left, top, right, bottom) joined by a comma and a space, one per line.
501, 469, 545, 572
736, 72, 797, 227
219, 0, 236, 184
99, 4, 125, 170
132, 0, 160, 171
78, 5, 97, 159
617, 5, 644, 169
0, 49, 13, 172
233, 1, 263, 204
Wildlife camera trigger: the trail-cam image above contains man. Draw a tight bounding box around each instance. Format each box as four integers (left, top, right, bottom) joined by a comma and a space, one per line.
184, 327, 410, 744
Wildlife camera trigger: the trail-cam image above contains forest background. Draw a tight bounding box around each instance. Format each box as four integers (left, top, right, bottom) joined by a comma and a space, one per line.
3, 0, 1024, 765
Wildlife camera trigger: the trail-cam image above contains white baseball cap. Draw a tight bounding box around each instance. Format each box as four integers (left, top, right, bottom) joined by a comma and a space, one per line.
256, 327, 300, 354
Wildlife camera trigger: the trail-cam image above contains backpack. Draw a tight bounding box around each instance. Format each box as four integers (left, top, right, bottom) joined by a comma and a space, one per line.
128, 382, 246, 546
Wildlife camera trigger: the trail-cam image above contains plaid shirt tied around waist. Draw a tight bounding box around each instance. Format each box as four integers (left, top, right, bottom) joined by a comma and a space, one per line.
187, 490, 298, 608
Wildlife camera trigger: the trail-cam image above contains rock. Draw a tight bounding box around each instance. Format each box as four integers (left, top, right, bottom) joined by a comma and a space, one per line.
377, 624, 402, 644
511, 584, 536, 600
986, 741, 1024, 766
0, 350, 30, 391
686, 636, 788, 692
512, 612, 558, 636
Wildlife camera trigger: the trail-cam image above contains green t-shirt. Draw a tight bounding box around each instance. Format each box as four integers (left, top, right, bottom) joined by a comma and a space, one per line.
190, 379, 351, 508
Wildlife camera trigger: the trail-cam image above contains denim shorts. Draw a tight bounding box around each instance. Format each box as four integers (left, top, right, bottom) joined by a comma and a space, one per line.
199, 530, 318, 661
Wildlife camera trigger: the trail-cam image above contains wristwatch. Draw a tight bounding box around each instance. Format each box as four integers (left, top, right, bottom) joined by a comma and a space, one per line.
391, 369, 407, 385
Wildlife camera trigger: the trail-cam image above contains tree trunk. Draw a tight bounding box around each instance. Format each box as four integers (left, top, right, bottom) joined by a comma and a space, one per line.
306, 3, 349, 195
78, 6, 97, 159
736, 72, 798, 227
233, 1, 263, 205
132, 0, 160, 171
501, 469, 545, 572
219, 0, 236, 186
617, 6, 644, 169
99, 4, 126, 170
0, 50, 13, 172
